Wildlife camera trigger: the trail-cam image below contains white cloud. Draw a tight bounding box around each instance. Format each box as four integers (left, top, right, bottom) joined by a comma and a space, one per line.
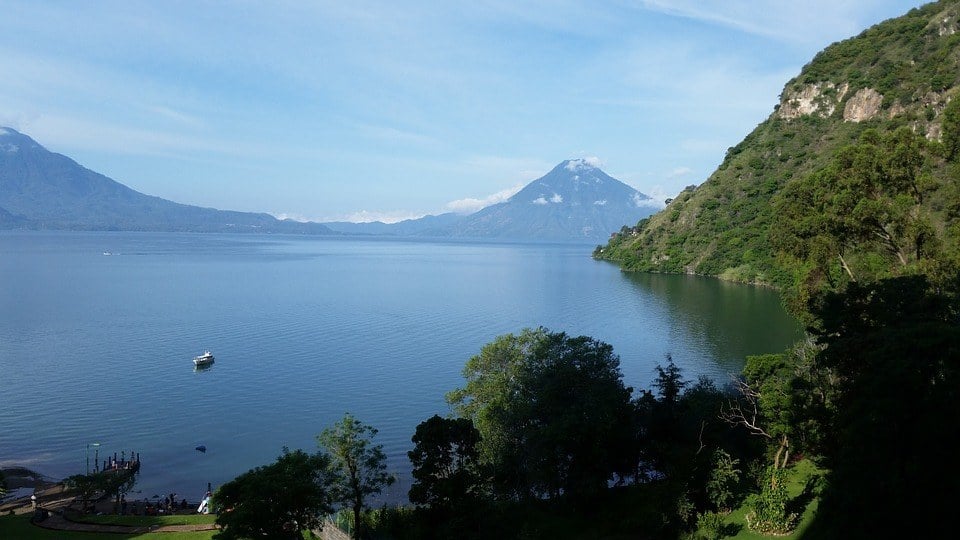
565, 156, 604, 171
334, 209, 428, 224
550, 193, 563, 203
271, 212, 316, 223
634, 192, 666, 209
594, 200, 608, 206
583, 156, 603, 167
275, 209, 430, 224
532, 197, 548, 205
444, 183, 524, 214
667, 166, 693, 179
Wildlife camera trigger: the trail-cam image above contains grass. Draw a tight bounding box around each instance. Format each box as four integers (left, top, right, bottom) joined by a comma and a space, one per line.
0, 513, 217, 539
696, 459, 826, 540
75, 513, 217, 527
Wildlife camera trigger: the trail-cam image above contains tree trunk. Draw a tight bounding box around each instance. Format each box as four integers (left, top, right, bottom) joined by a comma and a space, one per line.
353, 502, 362, 539
771, 434, 790, 488
838, 253, 856, 281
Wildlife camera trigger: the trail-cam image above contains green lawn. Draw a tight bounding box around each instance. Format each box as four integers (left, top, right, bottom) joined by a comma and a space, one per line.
698, 459, 825, 540
76, 513, 217, 527
0, 514, 217, 540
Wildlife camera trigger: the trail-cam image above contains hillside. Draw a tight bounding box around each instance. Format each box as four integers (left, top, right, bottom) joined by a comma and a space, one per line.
596, 0, 960, 285
0, 127, 333, 234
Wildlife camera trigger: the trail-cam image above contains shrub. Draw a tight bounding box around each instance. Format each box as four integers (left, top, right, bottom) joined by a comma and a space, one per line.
706, 449, 741, 512
745, 467, 797, 535
696, 511, 726, 540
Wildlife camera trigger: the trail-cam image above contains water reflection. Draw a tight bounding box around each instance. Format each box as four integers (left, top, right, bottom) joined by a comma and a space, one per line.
620, 272, 803, 374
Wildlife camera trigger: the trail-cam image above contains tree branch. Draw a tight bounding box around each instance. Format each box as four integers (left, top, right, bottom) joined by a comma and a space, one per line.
720, 378, 772, 439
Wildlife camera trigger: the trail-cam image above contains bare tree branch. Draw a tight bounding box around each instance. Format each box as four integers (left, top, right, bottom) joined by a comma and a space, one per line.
720, 378, 772, 439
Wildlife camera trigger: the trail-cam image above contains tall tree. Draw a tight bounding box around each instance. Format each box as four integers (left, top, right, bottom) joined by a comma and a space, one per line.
317, 413, 394, 538
448, 328, 635, 501
720, 342, 834, 498
213, 448, 335, 540
408, 415, 482, 510
446, 327, 548, 469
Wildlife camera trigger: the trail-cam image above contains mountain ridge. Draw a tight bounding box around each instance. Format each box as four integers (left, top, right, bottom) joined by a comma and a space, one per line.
2, 128, 655, 242
0, 127, 335, 234
596, 0, 960, 285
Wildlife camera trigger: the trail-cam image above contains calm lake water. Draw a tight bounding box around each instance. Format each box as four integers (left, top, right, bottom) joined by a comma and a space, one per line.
0, 231, 801, 503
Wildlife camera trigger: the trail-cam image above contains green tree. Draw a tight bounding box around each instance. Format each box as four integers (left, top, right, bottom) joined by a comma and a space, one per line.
771, 127, 940, 316
514, 332, 635, 500
748, 467, 796, 534
446, 327, 548, 469
706, 449, 740, 512
64, 470, 137, 513
645, 356, 693, 477
408, 415, 481, 510
941, 95, 960, 161
448, 328, 635, 501
797, 275, 960, 539
653, 354, 687, 416
318, 413, 395, 539
64, 473, 102, 506
722, 354, 796, 474
213, 448, 335, 540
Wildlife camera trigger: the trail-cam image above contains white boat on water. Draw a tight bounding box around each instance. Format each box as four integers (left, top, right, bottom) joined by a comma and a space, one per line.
193, 351, 215, 367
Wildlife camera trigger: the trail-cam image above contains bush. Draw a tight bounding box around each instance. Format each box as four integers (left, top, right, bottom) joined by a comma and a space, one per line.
745, 467, 797, 535
696, 511, 725, 540
706, 449, 741, 512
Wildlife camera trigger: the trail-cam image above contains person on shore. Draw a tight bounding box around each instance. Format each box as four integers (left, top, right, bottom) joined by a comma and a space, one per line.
30, 493, 37, 509
197, 492, 211, 514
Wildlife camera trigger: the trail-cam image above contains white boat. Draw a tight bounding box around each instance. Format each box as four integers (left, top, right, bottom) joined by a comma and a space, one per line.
193, 351, 215, 366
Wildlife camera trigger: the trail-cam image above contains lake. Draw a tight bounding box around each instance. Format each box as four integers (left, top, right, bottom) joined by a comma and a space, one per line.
0, 231, 801, 503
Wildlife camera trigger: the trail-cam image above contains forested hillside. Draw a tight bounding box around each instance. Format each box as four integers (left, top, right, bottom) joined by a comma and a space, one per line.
587, 3, 960, 538
596, 0, 960, 290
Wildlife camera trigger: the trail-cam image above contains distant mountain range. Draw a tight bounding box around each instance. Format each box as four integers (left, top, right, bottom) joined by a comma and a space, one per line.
322, 159, 659, 242
0, 127, 332, 234
1, 127, 657, 241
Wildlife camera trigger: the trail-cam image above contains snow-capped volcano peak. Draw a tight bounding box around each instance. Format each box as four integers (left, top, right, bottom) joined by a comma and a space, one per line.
563, 157, 603, 172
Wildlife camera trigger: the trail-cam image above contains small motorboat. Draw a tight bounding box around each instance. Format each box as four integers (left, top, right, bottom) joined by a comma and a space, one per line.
193, 351, 215, 367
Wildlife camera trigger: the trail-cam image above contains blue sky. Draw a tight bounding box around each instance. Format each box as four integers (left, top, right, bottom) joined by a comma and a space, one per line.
0, 0, 927, 222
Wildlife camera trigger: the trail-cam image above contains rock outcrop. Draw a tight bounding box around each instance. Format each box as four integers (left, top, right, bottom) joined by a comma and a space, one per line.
843, 88, 884, 122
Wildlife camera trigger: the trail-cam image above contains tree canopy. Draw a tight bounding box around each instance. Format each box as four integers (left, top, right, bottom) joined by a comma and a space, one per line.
408, 415, 481, 509
770, 127, 946, 317
213, 448, 335, 540
448, 328, 635, 501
